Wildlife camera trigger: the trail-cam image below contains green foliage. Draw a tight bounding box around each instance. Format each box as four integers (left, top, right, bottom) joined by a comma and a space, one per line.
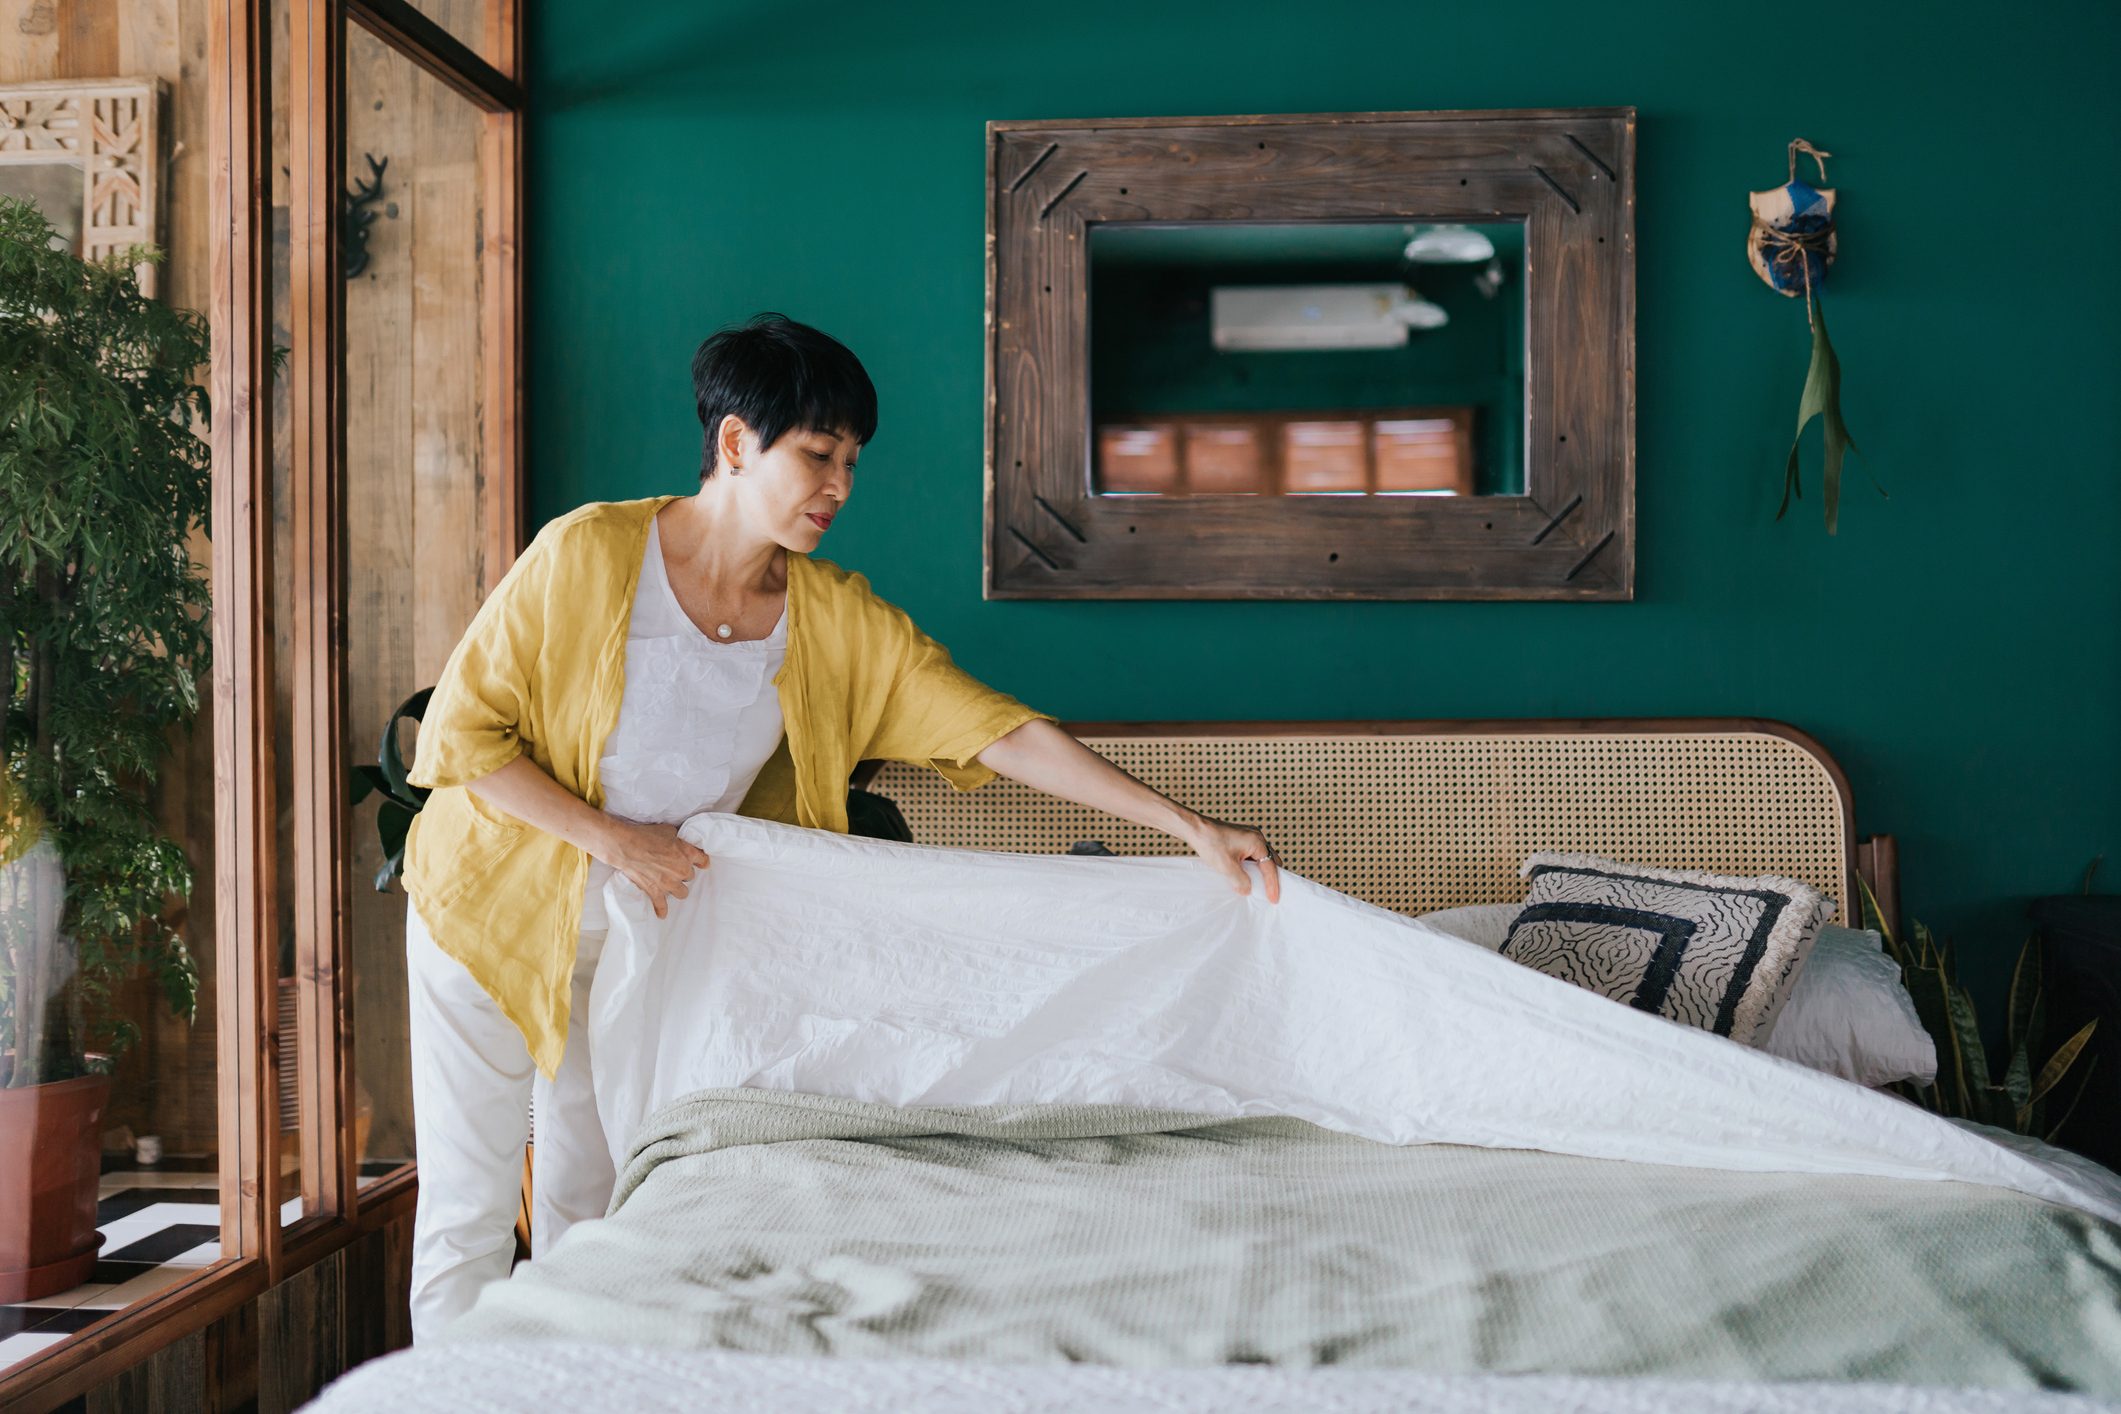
1857, 873, 2097, 1139
352, 688, 431, 893
1, 195, 210, 1086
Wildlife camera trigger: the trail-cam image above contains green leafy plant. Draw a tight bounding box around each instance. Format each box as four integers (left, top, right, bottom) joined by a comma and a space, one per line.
352, 687, 431, 892
1856, 869, 2098, 1139
1, 195, 209, 1086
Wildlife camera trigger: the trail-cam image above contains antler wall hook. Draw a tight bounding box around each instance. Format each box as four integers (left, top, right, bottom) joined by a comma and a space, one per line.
343, 153, 389, 280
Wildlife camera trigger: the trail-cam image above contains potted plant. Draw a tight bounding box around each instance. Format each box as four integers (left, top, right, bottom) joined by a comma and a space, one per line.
1, 195, 209, 1301
1856, 872, 2098, 1138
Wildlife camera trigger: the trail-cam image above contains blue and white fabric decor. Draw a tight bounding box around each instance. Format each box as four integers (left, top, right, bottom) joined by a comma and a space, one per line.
1746, 172, 1836, 296
1745, 137, 1875, 533
1507, 853, 1835, 1046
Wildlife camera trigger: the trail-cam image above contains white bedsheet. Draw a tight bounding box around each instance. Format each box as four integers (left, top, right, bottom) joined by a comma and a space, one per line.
304, 1340, 2119, 1414
584, 813, 2121, 1225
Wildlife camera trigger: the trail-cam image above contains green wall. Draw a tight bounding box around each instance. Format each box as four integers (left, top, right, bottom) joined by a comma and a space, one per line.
528, 0, 2121, 1014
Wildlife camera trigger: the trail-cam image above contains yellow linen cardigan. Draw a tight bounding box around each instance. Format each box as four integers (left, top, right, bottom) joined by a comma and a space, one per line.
402, 494, 1057, 1076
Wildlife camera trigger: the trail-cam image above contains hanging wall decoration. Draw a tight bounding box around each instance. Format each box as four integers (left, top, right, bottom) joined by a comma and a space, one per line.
0, 77, 168, 295
1748, 138, 1879, 533
342, 153, 390, 280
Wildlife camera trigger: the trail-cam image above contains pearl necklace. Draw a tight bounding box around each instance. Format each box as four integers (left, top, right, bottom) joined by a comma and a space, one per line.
715, 622, 733, 639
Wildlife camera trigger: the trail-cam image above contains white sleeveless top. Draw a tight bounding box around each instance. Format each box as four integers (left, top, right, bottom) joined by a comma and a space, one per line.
580, 518, 787, 931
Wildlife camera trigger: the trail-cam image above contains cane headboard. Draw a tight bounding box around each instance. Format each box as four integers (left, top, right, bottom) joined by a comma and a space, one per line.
860, 719, 1878, 923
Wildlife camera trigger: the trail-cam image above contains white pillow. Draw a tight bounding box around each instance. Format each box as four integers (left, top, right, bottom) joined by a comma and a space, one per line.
1416, 903, 1520, 951
1760, 924, 1937, 1087
1415, 904, 1937, 1088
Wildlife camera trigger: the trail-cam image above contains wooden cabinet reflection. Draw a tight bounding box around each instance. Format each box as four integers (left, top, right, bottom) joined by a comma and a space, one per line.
1096, 407, 1475, 497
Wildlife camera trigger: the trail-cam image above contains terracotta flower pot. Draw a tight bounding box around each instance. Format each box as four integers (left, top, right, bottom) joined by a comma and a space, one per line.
0, 1072, 112, 1302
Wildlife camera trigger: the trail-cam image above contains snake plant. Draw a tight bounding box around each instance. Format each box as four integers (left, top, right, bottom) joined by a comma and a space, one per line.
1857, 872, 2097, 1139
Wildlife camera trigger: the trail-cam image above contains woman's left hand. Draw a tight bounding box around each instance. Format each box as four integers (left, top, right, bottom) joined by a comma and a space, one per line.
1180, 812, 1282, 904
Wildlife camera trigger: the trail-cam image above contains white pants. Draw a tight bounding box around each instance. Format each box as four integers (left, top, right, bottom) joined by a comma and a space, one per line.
404, 898, 615, 1342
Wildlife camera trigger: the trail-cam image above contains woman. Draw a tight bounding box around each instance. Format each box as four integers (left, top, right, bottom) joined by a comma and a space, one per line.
398, 313, 1282, 1340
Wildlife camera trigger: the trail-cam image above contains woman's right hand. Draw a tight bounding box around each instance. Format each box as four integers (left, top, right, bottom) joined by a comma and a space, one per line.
594, 818, 712, 919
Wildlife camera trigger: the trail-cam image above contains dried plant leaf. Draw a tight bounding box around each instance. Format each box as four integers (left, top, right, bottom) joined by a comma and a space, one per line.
1779, 292, 1878, 533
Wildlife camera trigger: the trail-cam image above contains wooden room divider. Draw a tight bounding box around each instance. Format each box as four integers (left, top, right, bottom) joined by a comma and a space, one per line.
0, 1, 526, 1407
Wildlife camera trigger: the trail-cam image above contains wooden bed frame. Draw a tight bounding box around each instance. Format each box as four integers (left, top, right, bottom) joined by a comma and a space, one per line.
859, 716, 1901, 934
517, 717, 1901, 1252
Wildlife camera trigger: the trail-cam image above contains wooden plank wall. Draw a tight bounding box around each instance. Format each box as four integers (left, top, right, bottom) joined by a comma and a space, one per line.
6, 0, 489, 1395
343, 5, 491, 1166
5, 0, 491, 1169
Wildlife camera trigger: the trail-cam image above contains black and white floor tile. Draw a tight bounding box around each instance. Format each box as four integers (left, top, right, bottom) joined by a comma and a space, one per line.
0, 1156, 402, 1375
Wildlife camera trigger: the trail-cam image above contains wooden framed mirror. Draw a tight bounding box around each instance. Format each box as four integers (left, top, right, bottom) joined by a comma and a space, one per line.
0, 77, 167, 296
985, 106, 1635, 600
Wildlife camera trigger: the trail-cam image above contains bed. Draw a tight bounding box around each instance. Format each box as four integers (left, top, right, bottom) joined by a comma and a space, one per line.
307, 719, 2121, 1411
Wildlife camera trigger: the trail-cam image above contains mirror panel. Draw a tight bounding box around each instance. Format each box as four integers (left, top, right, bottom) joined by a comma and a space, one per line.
341, 11, 498, 1195
1089, 221, 1525, 498
987, 107, 1635, 601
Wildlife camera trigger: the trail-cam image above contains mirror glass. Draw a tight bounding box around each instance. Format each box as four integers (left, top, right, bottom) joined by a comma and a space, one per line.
1087, 220, 1526, 498
0, 160, 86, 253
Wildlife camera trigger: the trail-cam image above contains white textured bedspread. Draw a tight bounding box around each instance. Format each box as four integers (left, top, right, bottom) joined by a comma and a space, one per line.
305, 1342, 2120, 1414
583, 813, 2121, 1224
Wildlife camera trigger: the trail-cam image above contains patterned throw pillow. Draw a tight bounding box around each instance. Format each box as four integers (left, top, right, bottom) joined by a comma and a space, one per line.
1507, 852, 1835, 1046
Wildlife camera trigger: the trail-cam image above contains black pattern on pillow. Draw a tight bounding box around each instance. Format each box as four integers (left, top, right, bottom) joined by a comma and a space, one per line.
1508, 852, 1834, 1045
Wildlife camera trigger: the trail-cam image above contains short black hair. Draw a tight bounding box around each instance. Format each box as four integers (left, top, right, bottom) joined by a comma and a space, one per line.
690, 312, 878, 481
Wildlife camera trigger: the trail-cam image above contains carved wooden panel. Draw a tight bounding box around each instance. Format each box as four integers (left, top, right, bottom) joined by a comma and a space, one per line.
0, 77, 168, 295
985, 107, 1636, 600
